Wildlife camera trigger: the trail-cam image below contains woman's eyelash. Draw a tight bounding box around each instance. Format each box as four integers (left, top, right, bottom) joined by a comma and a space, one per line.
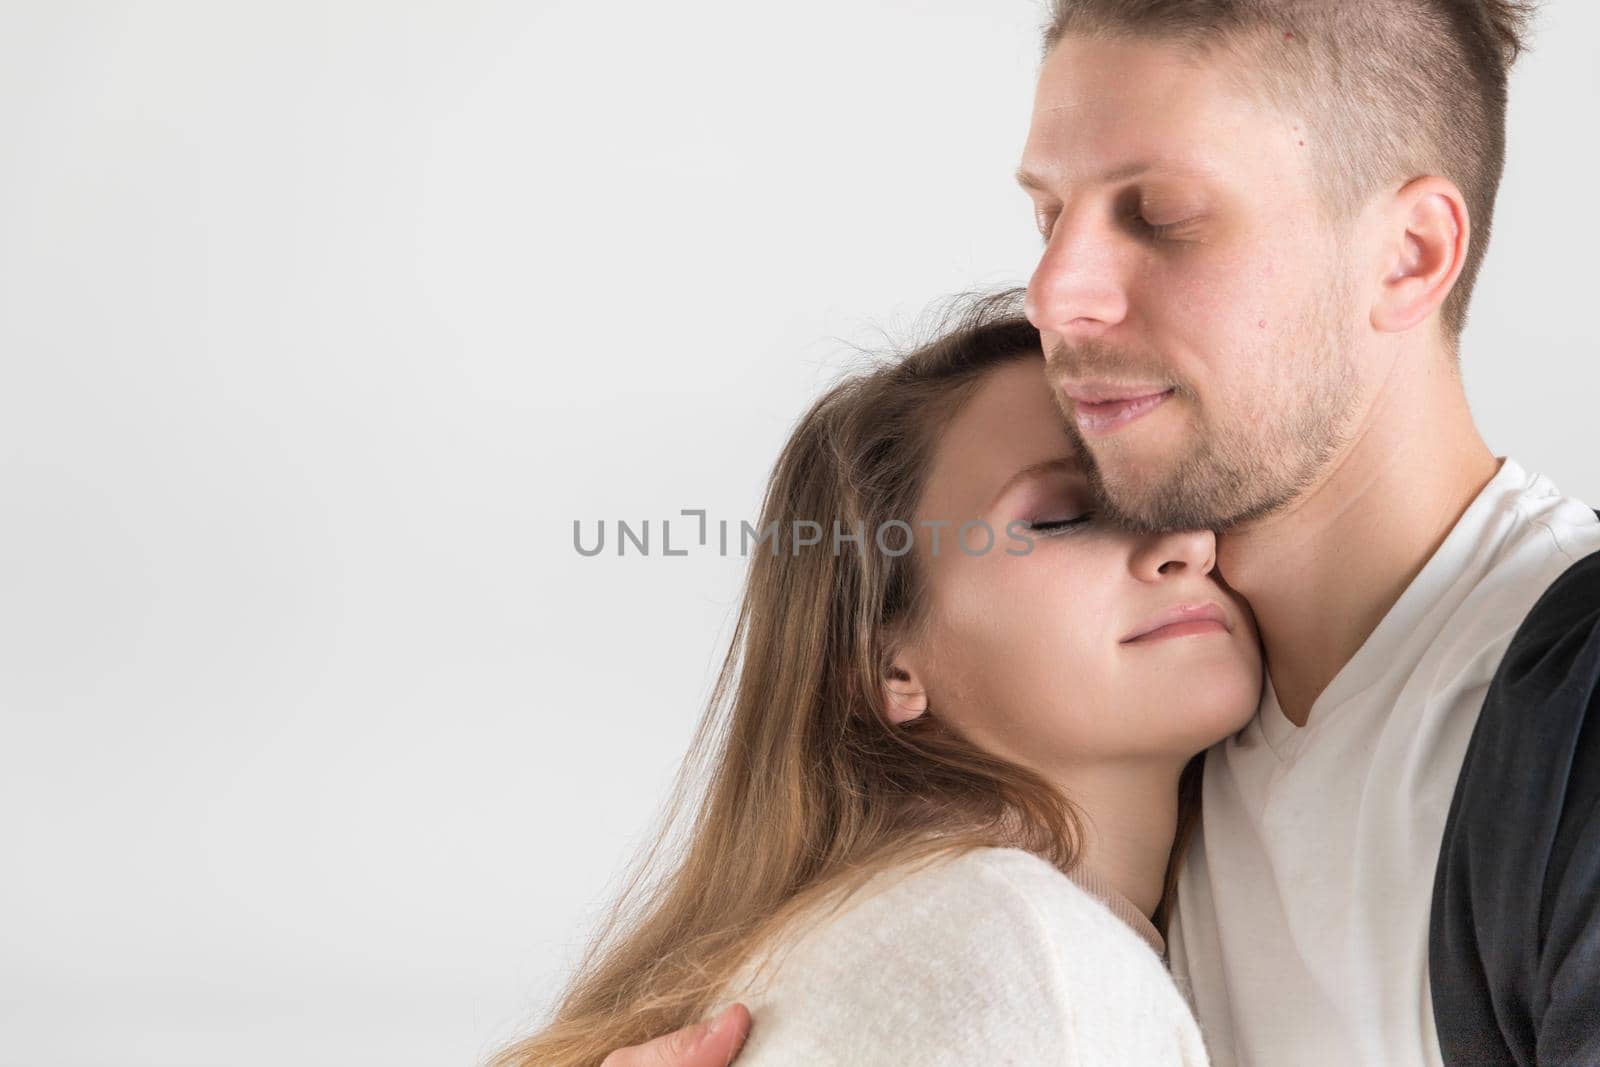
1026, 514, 1095, 536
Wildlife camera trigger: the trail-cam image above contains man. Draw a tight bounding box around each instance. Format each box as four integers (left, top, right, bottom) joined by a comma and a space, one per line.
607, 1, 1600, 1063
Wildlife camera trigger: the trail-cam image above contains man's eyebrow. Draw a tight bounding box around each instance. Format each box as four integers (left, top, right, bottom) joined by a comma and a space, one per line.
1015, 159, 1208, 195
1015, 167, 1053, 194
989, 455, 1080, 510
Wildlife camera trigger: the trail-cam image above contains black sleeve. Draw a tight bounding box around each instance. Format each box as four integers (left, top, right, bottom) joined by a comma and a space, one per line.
1431, 541, 1600, 1066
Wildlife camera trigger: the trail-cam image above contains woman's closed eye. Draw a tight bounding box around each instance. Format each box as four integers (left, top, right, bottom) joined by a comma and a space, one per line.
1025, 513, 1095, 536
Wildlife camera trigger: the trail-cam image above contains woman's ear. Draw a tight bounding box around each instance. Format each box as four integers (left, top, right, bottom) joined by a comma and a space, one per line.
882, 659, 930, 725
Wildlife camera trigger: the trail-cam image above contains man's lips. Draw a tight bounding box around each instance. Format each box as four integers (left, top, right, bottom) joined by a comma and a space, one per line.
1060, 385, 1175, 436
1059, 380, 1172, 404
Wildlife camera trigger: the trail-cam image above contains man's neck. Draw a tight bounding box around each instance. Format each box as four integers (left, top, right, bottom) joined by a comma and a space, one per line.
1216, 350, 1499, 728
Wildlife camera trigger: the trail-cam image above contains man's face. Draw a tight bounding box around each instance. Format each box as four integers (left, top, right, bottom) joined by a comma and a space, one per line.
1019, 36, 1364, 534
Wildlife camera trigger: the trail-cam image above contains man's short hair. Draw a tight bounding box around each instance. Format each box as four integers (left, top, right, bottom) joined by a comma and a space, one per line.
1044, 0, 1537, 341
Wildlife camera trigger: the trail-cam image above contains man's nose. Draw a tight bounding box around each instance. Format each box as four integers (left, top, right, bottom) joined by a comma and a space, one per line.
1024, 212, 1130, 342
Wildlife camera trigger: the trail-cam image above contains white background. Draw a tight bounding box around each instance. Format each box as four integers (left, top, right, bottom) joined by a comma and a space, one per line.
2, 2, 1595, 1064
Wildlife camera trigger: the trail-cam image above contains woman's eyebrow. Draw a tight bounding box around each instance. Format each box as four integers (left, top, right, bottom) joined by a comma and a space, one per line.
988, 456, 1079, 510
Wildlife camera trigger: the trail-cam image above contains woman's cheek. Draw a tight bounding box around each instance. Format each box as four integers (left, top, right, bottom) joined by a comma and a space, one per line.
928, 560, 1010, 651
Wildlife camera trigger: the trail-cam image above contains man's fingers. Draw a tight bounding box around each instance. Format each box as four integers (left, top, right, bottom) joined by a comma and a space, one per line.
600, 1003, 752, 1067
694, 1003, 751, 1066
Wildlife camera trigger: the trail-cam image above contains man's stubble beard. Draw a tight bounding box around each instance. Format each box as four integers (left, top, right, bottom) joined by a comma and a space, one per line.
1051, 274, 1361, 536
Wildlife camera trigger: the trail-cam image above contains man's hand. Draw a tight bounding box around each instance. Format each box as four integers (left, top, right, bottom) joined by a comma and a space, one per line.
599, 1003, 751, 1067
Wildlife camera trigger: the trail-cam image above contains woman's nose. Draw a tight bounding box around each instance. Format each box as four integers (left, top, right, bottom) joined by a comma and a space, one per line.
1130, 528, 1218, 583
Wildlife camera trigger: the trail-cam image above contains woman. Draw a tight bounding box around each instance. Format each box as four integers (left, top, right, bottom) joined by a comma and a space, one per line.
496, 292, 1263, 1065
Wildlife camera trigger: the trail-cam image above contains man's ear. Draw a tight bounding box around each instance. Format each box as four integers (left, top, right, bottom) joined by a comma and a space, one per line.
1370, 174, 1470, 335
882, 657, 930, 725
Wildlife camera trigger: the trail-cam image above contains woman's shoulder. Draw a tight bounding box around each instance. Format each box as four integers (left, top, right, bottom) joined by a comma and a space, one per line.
719, 847, 1209, 1065
759, 847, 1162, 970
862, 847, 1170, 972
852, 846, 1106, 921
737, 847, 1079, 966
845, 847, 1148, 937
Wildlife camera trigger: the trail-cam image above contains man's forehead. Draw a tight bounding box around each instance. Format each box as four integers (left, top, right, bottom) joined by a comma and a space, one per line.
1020, 90, 1265, 194
1020, 37, 1267, 189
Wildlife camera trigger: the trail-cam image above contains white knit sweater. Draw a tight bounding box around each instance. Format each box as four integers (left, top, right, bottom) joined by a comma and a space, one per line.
714, 846, 1210, 1066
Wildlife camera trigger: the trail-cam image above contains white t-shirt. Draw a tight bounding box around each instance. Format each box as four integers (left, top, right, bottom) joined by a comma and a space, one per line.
718, 846, 1209, 1066
1168, 457, 1600, 1067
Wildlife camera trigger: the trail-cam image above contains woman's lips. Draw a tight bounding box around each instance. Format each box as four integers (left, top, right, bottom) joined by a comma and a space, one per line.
1069, 389, 1174, 436
1121, 602, 1232, 645
1123, 618, 1231, 644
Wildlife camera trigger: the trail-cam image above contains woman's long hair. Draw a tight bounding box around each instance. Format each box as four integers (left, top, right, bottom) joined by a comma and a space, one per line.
491, 290, 1202, 1066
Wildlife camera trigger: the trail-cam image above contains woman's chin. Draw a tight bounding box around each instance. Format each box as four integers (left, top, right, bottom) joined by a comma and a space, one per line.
1147, 664, 1263, 754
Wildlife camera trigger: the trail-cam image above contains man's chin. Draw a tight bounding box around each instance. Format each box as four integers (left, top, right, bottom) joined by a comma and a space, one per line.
1084, 454, 1236, 534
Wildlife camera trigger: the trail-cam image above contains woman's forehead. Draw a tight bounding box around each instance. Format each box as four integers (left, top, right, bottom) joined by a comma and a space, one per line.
926, 361, 1084, 508
962, 361, 1077, 457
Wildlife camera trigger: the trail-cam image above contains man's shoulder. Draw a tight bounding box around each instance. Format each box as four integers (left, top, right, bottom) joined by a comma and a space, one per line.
1434, 504, 1600, 895
1505, 535, 1600, 652
1494, 461, 1600, 569
1434, 474, 1599, 670
1477, 517, 1600, 717
1429, 507, 1600, 1064
1457, 536, 1600, 780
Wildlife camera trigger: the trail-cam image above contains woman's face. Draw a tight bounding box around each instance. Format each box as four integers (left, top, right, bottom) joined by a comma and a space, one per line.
892, 357, 1262, 774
